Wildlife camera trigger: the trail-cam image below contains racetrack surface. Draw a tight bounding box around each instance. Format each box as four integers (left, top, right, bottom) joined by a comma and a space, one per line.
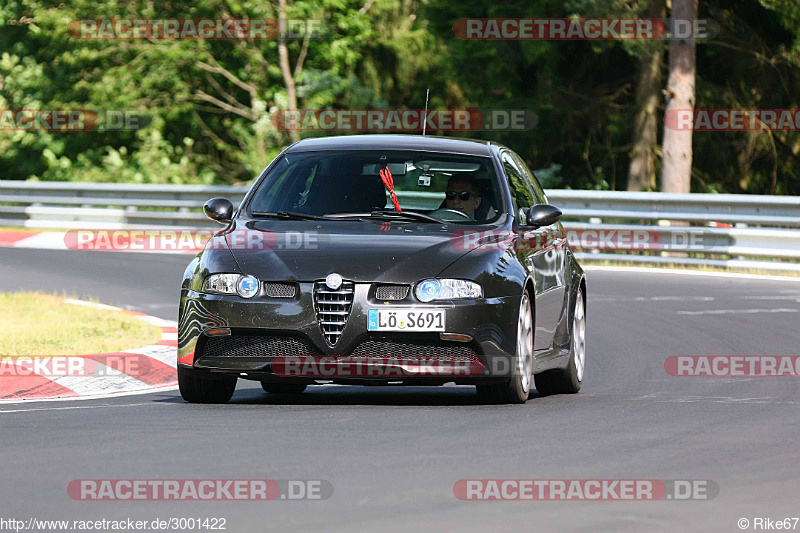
1, 248, 799, 532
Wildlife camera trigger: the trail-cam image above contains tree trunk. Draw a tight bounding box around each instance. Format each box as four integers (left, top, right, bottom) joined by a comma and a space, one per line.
278, 0, 300, 142
661, 0, 697, 193
627, 0, 666, 191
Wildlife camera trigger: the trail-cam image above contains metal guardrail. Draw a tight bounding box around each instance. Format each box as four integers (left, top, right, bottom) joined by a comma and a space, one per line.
549, 190, 800, 227
1, 180, 799, 272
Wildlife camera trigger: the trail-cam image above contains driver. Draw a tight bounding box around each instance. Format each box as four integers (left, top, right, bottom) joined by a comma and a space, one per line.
445, 176, 482, 219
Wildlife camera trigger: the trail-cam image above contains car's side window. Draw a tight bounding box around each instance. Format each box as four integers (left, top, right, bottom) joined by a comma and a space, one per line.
501, 151, 535, 220
510, 152, 548, 205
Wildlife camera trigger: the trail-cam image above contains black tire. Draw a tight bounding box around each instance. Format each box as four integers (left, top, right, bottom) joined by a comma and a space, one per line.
475, 382, 524, 404
178, 365, 237, 403
476, 291, 533, 404
534, 288, 585, 395
260, 382, 308, 394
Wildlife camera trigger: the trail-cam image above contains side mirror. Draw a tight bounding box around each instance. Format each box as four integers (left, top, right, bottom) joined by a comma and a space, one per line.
203, 197, 234, 224
525, 204, 562, 228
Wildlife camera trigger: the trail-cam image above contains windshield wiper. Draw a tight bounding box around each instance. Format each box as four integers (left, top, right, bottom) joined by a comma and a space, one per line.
251, 211, 327, 221
367, 210, 444, 223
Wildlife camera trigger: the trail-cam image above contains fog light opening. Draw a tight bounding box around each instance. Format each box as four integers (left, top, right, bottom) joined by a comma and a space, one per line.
204, 327, 231, 337
440, 333, 473, 343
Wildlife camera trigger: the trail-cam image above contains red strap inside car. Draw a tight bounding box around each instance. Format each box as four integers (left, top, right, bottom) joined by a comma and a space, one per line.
379, 167, 402, 211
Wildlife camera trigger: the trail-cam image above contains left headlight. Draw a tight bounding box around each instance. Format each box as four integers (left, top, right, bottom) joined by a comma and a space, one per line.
415, 279, 483, 302
202, 273, 260, 299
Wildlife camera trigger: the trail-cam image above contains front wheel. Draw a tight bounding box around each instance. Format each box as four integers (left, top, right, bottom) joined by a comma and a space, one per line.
535, 288, 585, 395
476, 291, 534, 404
178, 365, 237, 403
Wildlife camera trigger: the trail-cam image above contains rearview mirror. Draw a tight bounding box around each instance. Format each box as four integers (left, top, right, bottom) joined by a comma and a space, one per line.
525, 204, 562, 228
203, 198, 234, 224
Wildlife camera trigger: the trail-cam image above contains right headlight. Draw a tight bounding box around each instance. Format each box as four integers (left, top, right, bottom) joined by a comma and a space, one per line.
414, 279, 483, 302
202, 273, 260, 298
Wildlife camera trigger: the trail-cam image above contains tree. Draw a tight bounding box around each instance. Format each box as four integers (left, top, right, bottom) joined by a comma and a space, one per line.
627, 0, 666, 191
661, 0, 698, 193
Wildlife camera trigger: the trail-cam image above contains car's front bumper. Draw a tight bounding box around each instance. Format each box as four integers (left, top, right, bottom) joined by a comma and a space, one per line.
178, 283, 520, 383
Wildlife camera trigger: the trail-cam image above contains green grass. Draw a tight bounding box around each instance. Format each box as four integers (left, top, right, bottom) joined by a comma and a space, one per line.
1, 292, 162, 357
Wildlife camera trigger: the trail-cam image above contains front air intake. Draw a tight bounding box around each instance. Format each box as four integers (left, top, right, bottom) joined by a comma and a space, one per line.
375, 284, 410, 301
314, 281, 354, 346
263, 282, 297, 298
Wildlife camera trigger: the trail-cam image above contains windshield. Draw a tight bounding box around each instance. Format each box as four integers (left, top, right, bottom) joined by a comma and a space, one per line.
246, 150, 503, 224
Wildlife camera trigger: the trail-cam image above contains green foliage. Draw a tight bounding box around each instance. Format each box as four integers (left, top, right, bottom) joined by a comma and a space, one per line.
0, 0, 799, 193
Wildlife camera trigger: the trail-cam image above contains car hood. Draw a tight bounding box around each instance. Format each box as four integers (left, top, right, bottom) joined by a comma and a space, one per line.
220, 219, 477, 283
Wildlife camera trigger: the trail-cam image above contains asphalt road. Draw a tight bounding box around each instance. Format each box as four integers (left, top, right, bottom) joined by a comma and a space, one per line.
1, 248, 799, 532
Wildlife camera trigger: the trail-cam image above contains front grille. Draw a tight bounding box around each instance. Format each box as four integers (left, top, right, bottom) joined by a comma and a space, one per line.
375, 284, 409, 301
202, 335, 321, 358
351, 339, 479, 356
263, 282, 297, 298
314, 281, 354, 346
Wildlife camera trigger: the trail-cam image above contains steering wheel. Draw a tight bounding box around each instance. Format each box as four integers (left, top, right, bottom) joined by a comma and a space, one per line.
429, 208, 473, 222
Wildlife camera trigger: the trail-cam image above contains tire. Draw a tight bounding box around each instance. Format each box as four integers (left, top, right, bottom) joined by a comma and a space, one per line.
535, 288, 585, 395
178, 365, 237, 403
476, 291, 534, 404
261, 382, 307, 394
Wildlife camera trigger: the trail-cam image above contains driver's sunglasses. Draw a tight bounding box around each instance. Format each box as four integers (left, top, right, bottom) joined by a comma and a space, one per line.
445, 190, 474, 201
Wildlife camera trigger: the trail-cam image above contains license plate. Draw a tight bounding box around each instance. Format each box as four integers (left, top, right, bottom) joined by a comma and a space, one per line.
367, 309, 445, 332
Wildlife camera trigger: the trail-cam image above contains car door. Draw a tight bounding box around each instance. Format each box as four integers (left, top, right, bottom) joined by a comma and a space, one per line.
509, 151, 569, 294
501, 150, 566, 352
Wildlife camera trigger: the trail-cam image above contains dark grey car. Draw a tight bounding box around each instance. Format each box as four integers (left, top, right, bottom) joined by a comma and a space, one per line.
178, 135, 586, 404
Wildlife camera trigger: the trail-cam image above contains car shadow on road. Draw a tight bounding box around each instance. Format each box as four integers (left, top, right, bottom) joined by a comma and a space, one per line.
171, 384, 546, 407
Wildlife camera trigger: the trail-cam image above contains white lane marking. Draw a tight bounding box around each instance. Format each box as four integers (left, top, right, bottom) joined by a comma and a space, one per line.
592, 296, 715, 302
127, 303, 178, 310
676, 308, 798, 316
11, 232, 68, 250
63, 299, 123, 312
47, 360, 154, 396
0, 385, 179, 405
138, 315, 178, 328
124, 345, 178, 369
585, 265, 800, 282
0, 401, 171, 414
63, 299, 178, 328
741, 295, 800, 301
161, 332, 178, 341
631, 394, 796, 404
656, 397, 794, 404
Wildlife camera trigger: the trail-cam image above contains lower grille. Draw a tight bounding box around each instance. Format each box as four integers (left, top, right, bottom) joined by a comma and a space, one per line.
351, 339, 479, 356
314, 281, 354, 346
264, 282, 297, 298
375, 284, 409, 301
201, 335, 322, 358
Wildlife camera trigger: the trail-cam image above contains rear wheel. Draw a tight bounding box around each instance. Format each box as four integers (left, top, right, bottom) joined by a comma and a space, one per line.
476, 291, 534, 404
535, 288, 585, 395
261, 382, 307, 394
178, 365, 237, 403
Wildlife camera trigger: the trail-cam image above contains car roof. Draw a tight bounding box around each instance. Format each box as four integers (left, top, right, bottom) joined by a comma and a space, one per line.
284, 134, 497, 157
